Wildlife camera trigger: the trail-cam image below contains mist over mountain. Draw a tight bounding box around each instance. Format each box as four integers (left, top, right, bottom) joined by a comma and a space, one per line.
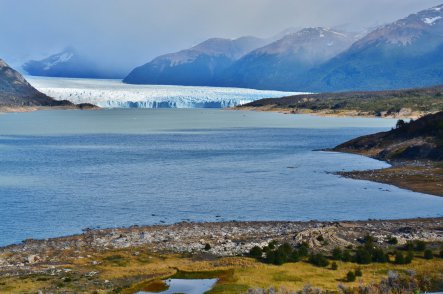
305, 3, 443, 92
124, 3, 443, 92
123, 37, 269, 86
23, 48, 127, 79
218, 28, 355, 90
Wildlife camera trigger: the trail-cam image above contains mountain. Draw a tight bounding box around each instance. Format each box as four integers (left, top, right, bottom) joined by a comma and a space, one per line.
306, 4, 443, 92
0, 59, 93, 109
23, 48, 124, 79
219, 27, 355, 90
123, 36, 268, 86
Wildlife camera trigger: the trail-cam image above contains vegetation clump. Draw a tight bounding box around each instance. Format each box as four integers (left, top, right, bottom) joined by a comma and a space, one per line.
424, 249, 434, 260
346, 271, 356, 282
249, 241, 309, 266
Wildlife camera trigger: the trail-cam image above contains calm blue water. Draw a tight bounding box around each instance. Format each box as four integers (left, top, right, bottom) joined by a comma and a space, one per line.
0, 109, 442, 246
139, 279, 218, 294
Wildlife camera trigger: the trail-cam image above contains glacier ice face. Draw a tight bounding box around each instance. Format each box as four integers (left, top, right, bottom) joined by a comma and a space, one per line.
27, 76, 304, 109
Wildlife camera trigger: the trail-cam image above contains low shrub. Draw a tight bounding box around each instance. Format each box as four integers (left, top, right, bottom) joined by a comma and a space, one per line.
424, 249, 433, 260
346, 271, 356, 282
249, 246, 262, 259
308, 253, 329, 267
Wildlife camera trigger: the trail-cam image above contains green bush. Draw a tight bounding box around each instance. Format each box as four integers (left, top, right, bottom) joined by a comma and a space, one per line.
347, 271, 356, 282
387, 236, 398, 245
363, 235, 376, 249
415, 241, 426, 251
404, 241, 414, 251
424, 249, 433, 260
204, 243, 211, 251
249, 246, 263, 259
268, 240, 278, 250
342, 250, 352, 262
332, 247, 342, 260
308, 253, 330, 267
331, 262, 338, 270
440, 248, 443, 258
394, 251, 406, 264
405, 251, 414, 264
355, 268, 363, 277
355, 248, 372, 264
263, 243, 301, 265
372, 248, 388, 263
298, 243, 309, 257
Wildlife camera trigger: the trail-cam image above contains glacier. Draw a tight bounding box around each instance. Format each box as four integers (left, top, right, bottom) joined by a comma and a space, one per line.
27, 76, 303, 109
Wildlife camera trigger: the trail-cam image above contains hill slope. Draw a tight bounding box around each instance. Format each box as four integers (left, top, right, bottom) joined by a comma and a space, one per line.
0, 59, 94, 110
123, 37, 268, 86
239, 84, 443, 117
334, 111, 443, 161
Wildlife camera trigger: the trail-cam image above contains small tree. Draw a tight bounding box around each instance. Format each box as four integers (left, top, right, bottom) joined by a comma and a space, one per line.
396, 119, 406, 129
204, 243, 211, 251
298, 243, 309, 257
347, 271, 356, 282
355, 248, 372, 264
415, 241, 426, 251
308, 253, 330, 267
355, 268, 363, 277
249, 246, 263, 259
372, 248, 388, 263
332, 247, 342, 260
342, 250, 352, 262
394, 251, 405, 264
387, 236, 398, 245
405, 251, 414, 264
268, 240, 278, 250
331, 262, 338, 270
424, 249, 433, 260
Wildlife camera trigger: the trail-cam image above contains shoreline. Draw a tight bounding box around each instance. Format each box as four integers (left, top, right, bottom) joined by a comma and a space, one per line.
1, 218, 442, 292
0, 104, 100, 113
335, 160, 443, 197
233, 105, 428, 119
2, 217, 442, 259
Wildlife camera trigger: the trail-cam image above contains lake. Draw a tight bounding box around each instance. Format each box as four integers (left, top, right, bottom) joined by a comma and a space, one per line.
0, 109, 442, 246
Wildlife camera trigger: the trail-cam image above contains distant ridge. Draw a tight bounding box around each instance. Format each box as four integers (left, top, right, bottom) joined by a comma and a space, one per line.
123, 36, 269, 86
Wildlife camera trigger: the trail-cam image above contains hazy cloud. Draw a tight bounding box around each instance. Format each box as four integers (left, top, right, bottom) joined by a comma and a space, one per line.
1, 0, 442, 74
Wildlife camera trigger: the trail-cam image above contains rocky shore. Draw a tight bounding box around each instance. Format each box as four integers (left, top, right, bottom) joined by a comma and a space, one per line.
1, 218, 442, 275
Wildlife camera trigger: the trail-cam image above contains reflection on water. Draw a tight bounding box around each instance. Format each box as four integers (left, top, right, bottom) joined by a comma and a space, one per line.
138, 278, 218, 294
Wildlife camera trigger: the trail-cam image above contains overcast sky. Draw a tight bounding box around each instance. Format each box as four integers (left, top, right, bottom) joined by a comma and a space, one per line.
1, 0, 442, 73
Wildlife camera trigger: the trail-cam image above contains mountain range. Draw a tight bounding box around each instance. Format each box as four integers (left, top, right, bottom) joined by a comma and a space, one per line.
124, 3, 443, 92
23, 3, 443, 93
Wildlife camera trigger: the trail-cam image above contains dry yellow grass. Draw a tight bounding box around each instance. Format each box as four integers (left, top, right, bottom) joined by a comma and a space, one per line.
1, 248, 442, 293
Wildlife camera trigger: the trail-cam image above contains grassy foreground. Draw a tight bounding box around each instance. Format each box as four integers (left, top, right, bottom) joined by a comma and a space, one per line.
1, 246, 442, 293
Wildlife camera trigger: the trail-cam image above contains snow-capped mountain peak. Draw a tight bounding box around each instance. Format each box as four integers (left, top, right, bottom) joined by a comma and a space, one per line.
43, 51, 74, 70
